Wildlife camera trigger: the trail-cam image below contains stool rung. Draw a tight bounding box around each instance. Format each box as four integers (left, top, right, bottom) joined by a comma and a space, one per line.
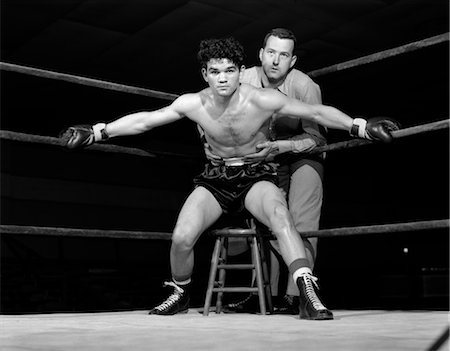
217, 264, 254, 269
213, 287, 259, 293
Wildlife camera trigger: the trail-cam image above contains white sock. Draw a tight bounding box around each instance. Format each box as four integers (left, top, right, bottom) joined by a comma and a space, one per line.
293, 267, 313, 283
173, 277, 191, 286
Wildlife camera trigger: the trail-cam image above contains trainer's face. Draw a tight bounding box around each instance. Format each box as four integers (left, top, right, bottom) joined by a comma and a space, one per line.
259, 36, 297, 82
202, 59, 244, 96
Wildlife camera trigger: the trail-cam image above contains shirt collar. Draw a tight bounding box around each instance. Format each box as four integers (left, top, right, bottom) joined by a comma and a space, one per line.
257, 66, 288, 95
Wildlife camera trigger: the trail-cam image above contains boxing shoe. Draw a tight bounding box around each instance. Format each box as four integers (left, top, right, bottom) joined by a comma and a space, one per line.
273, 294, 299, 315
148, 281, 190, 315
350, 117, 400, 143
296, 271, 333, 320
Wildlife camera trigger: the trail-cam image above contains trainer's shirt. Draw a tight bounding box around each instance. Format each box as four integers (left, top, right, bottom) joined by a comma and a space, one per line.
241, 66, 327, 178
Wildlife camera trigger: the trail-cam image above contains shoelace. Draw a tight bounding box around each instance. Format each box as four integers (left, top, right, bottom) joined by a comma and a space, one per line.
301, 273, 327, 311
155, 281, 184, 311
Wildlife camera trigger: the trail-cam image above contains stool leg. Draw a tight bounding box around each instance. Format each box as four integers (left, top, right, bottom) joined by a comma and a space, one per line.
259, 236, 273, 314
251, 236, 266, 315
203, 237, 222, 316
216, 237, 228, 314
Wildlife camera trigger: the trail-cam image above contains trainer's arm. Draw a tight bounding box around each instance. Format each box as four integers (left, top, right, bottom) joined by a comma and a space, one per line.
272, 81, 325, 155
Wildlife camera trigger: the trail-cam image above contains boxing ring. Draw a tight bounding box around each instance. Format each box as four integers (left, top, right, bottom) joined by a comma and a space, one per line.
1, 34, 449, 351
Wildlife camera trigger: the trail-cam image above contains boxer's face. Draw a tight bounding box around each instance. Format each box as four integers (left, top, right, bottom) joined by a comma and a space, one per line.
202, 58, 244, 96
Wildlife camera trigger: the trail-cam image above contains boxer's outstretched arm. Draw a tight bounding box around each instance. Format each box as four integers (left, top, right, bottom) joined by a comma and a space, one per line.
106, 94, 196, 138
256, 89, 398, 143
60, 94, 197, 149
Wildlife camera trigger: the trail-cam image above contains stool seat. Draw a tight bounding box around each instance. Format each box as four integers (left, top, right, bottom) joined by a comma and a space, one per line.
203, 226, 273, 316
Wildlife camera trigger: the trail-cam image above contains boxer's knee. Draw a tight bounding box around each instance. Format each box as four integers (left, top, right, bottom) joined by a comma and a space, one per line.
172, 222, 198, 251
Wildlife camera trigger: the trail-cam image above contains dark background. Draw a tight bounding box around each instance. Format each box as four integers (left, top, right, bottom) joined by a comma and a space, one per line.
1, 0, 449, 313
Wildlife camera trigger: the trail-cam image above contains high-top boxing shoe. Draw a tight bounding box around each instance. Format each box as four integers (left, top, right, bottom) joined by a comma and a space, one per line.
274, 294, 300, 315
148, 281, 190, 315
296, 272, 333, 320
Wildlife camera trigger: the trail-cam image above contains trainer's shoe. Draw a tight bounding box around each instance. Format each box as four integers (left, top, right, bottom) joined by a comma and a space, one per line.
296, 273, 333, 320
273, 294, 299, 315
148, 281, 189, 315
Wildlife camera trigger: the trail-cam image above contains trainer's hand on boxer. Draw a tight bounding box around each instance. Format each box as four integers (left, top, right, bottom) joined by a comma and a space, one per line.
244, 141, 279, 162
244, 137, 317, 162
350, 117, 400, 143
60, 123, 109, 149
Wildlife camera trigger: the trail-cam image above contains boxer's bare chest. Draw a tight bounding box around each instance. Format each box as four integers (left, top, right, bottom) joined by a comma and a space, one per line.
200, 102, 264, 146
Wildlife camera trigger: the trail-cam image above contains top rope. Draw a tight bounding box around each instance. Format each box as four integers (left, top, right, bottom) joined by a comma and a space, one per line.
307, 33, 449, 78
0, 62, 179, 101
1, 33, 448, 100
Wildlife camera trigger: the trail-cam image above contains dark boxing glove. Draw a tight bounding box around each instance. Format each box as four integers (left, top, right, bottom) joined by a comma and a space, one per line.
350, 117, 400, 143
60, 123, 109, 149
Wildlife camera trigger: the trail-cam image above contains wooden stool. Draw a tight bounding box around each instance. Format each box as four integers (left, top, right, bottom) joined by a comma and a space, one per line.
203, 226, 273, 316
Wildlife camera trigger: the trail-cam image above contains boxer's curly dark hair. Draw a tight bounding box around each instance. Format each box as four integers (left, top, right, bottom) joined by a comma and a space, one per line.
197, 37, 246, 69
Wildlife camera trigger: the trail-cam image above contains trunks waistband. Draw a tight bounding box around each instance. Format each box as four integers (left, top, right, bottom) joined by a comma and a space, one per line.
210, 157, 256, 167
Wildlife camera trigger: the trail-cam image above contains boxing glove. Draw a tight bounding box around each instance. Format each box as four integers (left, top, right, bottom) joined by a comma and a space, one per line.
60, 123, 109, 149
350, 117, 400, 143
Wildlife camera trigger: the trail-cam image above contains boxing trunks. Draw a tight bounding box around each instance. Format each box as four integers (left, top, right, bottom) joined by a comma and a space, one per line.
193, 158, 278, 214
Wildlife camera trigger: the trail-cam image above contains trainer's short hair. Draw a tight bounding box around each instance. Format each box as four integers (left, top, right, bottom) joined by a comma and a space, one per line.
262, 28, 297, 52
197, 37, 246, 69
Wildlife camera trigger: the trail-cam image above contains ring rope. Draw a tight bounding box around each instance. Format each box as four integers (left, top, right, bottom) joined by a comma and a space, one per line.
310, 119, 449, 155
0, 129, 202, 160
1, 119, 447, 159
299, 219, 449, 239
0, 225, 172, 240
1, 219, 447, 240
307, 32, 449, 78
1, 34, 447, 100
0, 62, 179, 101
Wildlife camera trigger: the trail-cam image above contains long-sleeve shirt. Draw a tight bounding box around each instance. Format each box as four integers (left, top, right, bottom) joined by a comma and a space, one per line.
241, 66, 327, 178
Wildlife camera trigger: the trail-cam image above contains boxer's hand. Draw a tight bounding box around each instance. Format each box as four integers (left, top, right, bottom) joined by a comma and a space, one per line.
350, 117, 400, 143
60, 123, 108, 149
